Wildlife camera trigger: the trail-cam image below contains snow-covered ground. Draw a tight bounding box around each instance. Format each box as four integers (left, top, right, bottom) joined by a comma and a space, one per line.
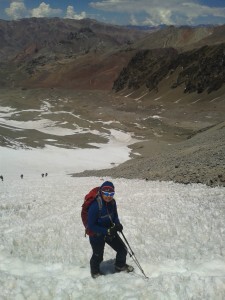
0, 127, 136, 178
0, 101, 138, 178
1, 101, 225, 299
1, 175, 225, 299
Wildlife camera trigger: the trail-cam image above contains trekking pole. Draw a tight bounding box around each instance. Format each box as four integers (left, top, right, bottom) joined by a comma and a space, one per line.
120, 231, 148, 279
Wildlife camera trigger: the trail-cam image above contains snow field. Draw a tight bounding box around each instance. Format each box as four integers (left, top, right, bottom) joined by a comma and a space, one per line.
0, 177, 225, 299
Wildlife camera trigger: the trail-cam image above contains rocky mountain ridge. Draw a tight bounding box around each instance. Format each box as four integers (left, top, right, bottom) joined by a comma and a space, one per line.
113, 43, 225, 95
1, 18, 225, 92
0, 17, 145, 61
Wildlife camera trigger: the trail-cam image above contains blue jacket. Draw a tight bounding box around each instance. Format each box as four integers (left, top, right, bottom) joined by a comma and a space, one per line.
88, 195, 120, 240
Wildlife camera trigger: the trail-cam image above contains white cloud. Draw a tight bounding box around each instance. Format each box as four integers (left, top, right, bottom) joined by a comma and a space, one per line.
90, 0, 225, 25
31, 2, 62, 18
182, 2, 225, 19
4, 0, 225, 24
129, 14, 138, 26
65, 5, 87, 20
5, 1, 62, 19
142, 17, 157, 26
5, 1, 27, 19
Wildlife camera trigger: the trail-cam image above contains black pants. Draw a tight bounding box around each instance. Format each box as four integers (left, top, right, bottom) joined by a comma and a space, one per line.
90, 234, 127, 274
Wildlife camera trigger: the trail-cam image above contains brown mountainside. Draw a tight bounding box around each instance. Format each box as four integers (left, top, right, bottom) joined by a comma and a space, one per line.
0, 17, 145, 60
1, 18, 225, 92
0, 18, 146, 89
133, 25, 225, 51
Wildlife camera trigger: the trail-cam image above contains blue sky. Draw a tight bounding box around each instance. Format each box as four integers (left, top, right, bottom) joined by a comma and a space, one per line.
1, 0, 225, 26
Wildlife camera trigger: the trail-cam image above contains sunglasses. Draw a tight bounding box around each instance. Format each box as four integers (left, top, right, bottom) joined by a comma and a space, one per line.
102, 191, 115, 197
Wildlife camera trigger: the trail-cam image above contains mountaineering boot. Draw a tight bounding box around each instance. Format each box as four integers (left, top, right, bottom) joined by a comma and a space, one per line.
115, 264, 134, 273
91, 272, 103, 279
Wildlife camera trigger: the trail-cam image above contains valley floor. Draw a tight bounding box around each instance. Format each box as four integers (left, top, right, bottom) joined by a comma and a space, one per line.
1, 87, 225, 187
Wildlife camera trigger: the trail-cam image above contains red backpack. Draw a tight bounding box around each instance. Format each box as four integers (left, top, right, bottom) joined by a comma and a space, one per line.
81, 187, 103, 236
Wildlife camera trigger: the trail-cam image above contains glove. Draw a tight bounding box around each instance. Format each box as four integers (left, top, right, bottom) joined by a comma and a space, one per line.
115, 223, 123, 232
107, 225, 117, 236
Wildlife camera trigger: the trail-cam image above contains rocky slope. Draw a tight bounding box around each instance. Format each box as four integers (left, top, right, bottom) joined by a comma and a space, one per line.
113, 44, 225, 95
73, 120, 225, 188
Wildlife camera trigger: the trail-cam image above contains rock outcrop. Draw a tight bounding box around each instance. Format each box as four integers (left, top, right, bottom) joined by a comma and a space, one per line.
113, 44, 225, 94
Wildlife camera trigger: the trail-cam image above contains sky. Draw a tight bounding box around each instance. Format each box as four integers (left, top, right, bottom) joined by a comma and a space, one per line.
0, 0, 225, 26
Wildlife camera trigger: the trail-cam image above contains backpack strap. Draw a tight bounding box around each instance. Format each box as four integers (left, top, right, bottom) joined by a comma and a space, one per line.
96, 195, 102, 217
106, 199, 116, 225
96, 194, 115, 219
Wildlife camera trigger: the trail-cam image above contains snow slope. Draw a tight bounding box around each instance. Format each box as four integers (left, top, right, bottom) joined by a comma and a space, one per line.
1, 176, 225, 299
